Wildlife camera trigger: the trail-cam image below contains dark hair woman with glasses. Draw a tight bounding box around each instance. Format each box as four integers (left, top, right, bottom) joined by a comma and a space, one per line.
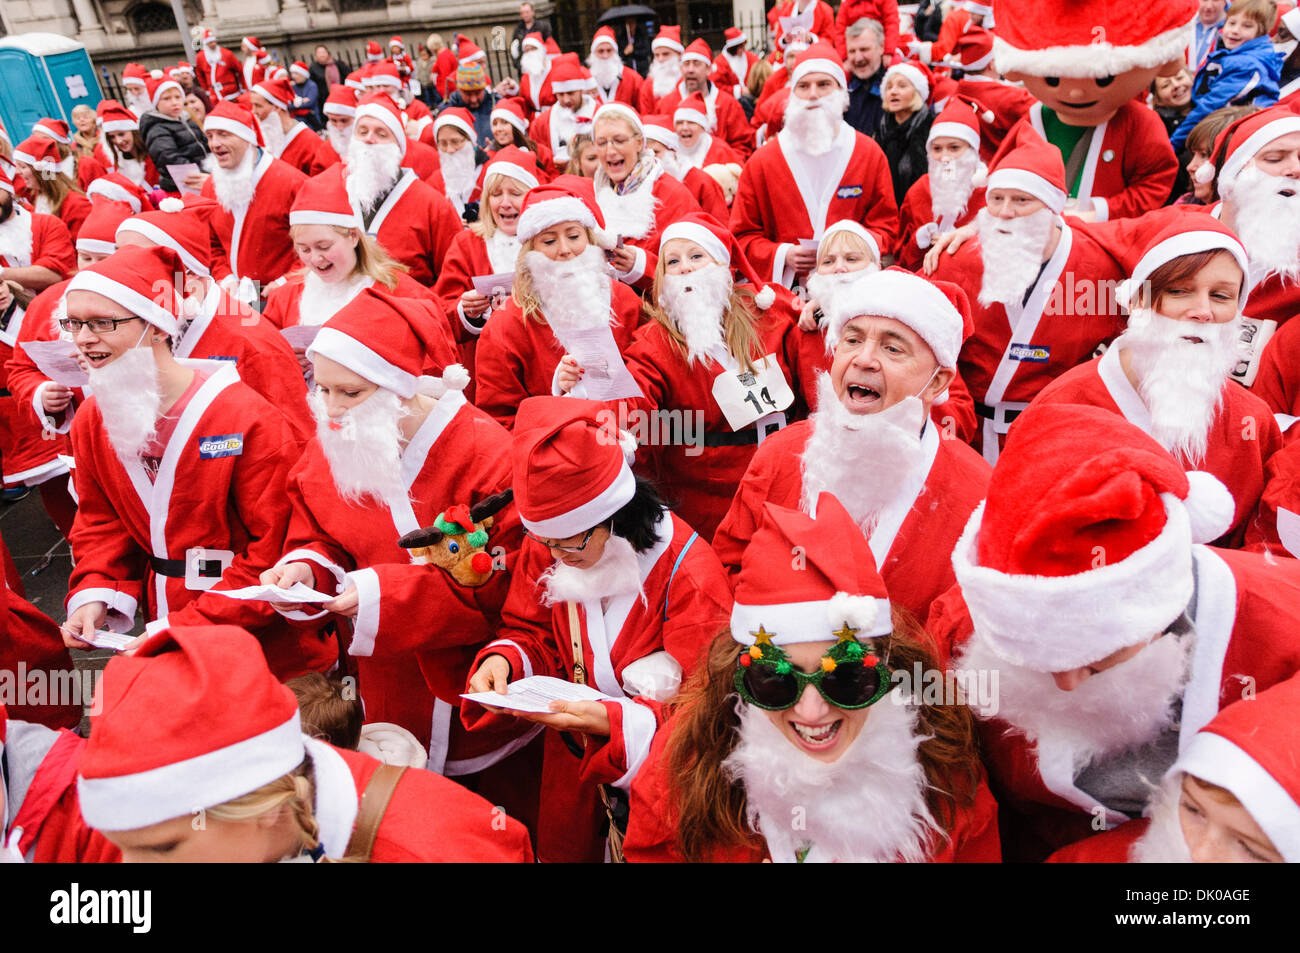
623, 493, 999, 863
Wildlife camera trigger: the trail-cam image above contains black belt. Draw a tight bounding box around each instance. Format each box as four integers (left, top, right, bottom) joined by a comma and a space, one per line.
974, 402, 1023, 425
702, 429, 759, 447
148, 555, 225, 579
0, 388, 10, 398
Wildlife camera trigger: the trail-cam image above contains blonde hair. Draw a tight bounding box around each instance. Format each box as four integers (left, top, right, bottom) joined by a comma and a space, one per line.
646, 252, 765, 374
818, 228, 877, 263
565, 133, 595, 176
427, 32, 445, 53
205, 756, 321, 856
470, 172, 529, 239
23, 166, 83, 212
745, 59, 773, 99
288, 224, 407, 290
1228, 0, 1276, 35
511, 229, 600, 323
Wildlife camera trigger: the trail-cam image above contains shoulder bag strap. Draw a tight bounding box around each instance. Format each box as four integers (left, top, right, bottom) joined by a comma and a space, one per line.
343, 763, 407, 862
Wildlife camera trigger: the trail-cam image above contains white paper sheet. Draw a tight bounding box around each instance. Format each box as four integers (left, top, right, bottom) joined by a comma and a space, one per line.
208, 582, 335, 603
472, 272, 515, 297
564, 326, 644, 401
167, 163, 202, 196
77, 629, 137, 652
281, 324, 320, 351
20, 339, 88, 387
461, 675, 615, 714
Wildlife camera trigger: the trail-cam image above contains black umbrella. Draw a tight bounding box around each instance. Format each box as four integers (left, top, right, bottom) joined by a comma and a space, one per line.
596, 4, 658, 26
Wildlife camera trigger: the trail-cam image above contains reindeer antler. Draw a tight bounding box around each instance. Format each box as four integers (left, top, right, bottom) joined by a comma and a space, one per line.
470, 488, 515, 524
398, 525, 444, 549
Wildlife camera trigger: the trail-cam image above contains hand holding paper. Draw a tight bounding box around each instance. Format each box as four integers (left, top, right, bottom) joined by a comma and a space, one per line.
209, 582, 335, 603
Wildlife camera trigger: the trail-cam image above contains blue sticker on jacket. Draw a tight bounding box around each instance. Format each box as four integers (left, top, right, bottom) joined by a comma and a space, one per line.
1008, 343, 1050, 363
198, 434, 244, 459
836, 185, 863, 199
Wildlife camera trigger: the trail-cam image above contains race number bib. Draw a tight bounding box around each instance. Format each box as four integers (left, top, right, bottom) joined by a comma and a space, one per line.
1230, 316, 1277, 388
711, 354, 795, 431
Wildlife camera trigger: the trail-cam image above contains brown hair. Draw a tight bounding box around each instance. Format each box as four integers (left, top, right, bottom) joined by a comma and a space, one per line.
22, 165, 83, 213
1190, 104, 1261, 201
288, 223, 407, 290
105, 129, 147, 166
564, 133, 595, 176
287, 672, 363, 750
1136, 248, 1243, 311
1185, 773, 1243, 806
645, 252, 766, 374
664, 610, 983, 862
745, 59, 774, 100
1227, 0, 1276, 35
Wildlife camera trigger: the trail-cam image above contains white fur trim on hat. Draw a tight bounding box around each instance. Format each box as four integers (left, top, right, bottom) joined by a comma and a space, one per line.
673, 103, 711, 130
824, 268, 960, 366
985, 167, 1066, 214
731, 594, 892, 645
433, 112, 475, 141
354, 103, 407, 155
1117, 231, 1251, 311
369, 72, 403, 90
643, 125, 679, 150
485, 160, 538, 191
821, 220, 882, 263
323, 102, 356, 118
66, 270, 181, 336
790, 56, 846, 89
100, 117, 138, 134
681, 49, 711, 66
652, 37, 685, 53
992, 21, 1194, 79
950, 496, 1196, 672
114, 218, 209, 278
955, 49, 995, 72
1174, 733, 1300, 863
519, 459, 636, 538
77, 713, 304, 831
33, 121, 69, 143
204, 114, 257, 144
591, 35, 618, 52
289, 209, 363, 229
517, 194, 599, 243
593, 102, 643, 137
551, 75, 589, 93
659, 220, 729, 265
884, 63, 929, 102
490, 106, 528, 134
927, 120, 979, 152
86, 179, 143, 213
1219, 116, 1300, 194
76, 237, 116, 256
150, 80, 183, 108
307, 326, 419, 398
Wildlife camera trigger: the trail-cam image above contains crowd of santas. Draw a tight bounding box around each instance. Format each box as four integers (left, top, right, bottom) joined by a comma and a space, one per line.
3, 0, 1300, 865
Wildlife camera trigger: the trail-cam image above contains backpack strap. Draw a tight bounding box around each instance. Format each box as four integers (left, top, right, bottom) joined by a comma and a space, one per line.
343, 763, 407, 862
661, 532, 698, 623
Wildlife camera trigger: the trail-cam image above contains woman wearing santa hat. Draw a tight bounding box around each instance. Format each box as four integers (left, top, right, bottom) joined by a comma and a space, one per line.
12, 136, 91, 243
624, 493, 1000, 862
557, 212, 805, 540
433, 147, 540, 394
429, 107, 487, 219
474, 175, 644, 429
76, 624, 534, 862
138, 73, 209, 195
875, 60, 935, 206
94, 100, 160, 192
465, 396, 733, 862
639, 113, 730, 222
590, 102, 701, 289
489, 97, 553, 170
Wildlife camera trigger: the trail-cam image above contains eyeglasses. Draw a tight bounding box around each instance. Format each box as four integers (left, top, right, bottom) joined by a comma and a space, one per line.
58, 316, 142, 334
593, 135, 635, 149
524, 526, 596, 554
734, 629, 891, 711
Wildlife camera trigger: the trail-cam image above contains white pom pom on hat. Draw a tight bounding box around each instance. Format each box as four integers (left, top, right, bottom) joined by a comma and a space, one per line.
1184, 470, 1235, 544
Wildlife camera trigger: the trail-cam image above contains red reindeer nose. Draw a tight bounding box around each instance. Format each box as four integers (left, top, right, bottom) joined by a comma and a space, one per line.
470, 552, 493, 575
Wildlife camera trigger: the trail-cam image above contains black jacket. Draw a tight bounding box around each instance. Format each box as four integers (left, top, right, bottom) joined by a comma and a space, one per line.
874, 106, 933, 206
140, 111, 209, 192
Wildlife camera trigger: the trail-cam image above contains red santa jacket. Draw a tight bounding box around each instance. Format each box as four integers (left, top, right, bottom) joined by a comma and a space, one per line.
2, 542, 80, 730
529, 102, 596, 175
1246, 436, 1300, 557
1047, 820, 1148, 863
4, 280, 84, 446
196, 47, 244, 100
732, 128, 900, 286
465, 513, 732, 861
202, 150, 307, 286
835, 0, 899, 57
595, 169, 701, 289
1033, 347, 1284, 550
624, 708, 1002, 862
656, 81, 755, 159
769, 0, 840, 52
54, 191, 92, 245
679, 165, 730, 222
66, 362, 334, 680
895, 173, 987, 271
1252, 309, 1300, 421
593, 66, 644, 108
953, 77, 1036, 163
931, 221, 1127, 461
401, 138, 444, 184
354, 168, 462, 288
262, 271, 435, 330
430, 227, 519, 398
714, 418, 991, 621
277, 123, 338, 177
683, 134, 742, 169
712, 50, 761, 98
928, 545, 1300, 860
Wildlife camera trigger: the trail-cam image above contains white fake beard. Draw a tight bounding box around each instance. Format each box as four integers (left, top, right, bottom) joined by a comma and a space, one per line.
551, 103, 584, 157
117, 156, 147, 187
800, 373, 927, 532
955, 626, 1192, 780
309, 387, 409, 504
657, 148, 685, 180
1122, 309, 1242, 466
1130, 773, 1194, 863
258, 113, 287, 156
588, 54, 623, 91
88, 344, 162, 464
211, 145, 257, 214
928, 150, 981, 223
649, 57, 682, 98
521, 49, 547, 83
783, 88, 849, 157
677, 131, 711, 169
440, 141, 478, 209
126, 90, 151, 115
722, 691, 942, 863
523, 246, 612, 348
484, 227, 521, 273
539, 532, 645, 606
326, 122, 354, 157
1224, 164, 1300, 283
976, 207, 1055, 306
297, 270, 370, 326
0, 205, 34, 267
659, 264, 732, 365
345, 139, 403, 212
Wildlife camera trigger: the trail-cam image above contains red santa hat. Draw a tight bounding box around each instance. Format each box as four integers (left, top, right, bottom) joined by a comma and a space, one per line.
1116, 217, 1251, 312
200, 28, 216, 44
512, 397, 637, 539
32, 117, 70, 143
307, 290, 455, 397
389, 35, 404, 49
75, 200, 132, 257
824, 267, 971, 367
985, 128, 1067, 213
959, 0, 994, 14
121, 63, 148, 88
951, 403, 1235, 672
490, 97, 530, 135
97, 99, 138, 133
1284, 6, 1300, 38
457, 37, 487, 64
368, 61, 403, 90
354, 94, 407, 155
252, 76, 294, 112
242, 35, 262, 53
592, 101, 643, 138
732, 494, 893, 646
818, 219, 882, 266
77, 625, 306, 832
681, 38, 713, 66
548, 54, 589, 93
884, 59, 932, 103
790, 41, 847, 88
173, 61, 194, 77
545, 37, 562, 57
0, 166, 15, 196
12, 135, 61, 175
65, 245, 187, 335
366, 39, 383, 61
290, 165, 362, 229
1209, 103, 1300, 195
484, 145, 540, 191
1172, 678, 1300, 863
519, 31, 545, 55
204, 100, 263, 145
927, 98, 984, 152
433, 107, 476, 143
116, 197, 214, 277
659, 211, 776, 309
723, 27, 746, 50
673, 91, 712, 130
344, 69, 366, 92
992, 0, 1197, 78
641, 113, 679, 151
591, 25, 619, 53
146, 73, 184, 108
517, 174, 617, 247
289, 61, 310, 80
86, 171, 149, 213
323, 84, 358, 119
947, 26, 995, 72
652, 25, 684, 54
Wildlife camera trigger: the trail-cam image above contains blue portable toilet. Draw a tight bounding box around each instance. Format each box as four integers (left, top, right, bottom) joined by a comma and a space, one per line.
0, 33, 102, 142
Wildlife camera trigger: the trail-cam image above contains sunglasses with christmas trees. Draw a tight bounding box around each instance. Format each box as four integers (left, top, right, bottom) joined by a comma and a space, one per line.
734, 625, 892, 711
